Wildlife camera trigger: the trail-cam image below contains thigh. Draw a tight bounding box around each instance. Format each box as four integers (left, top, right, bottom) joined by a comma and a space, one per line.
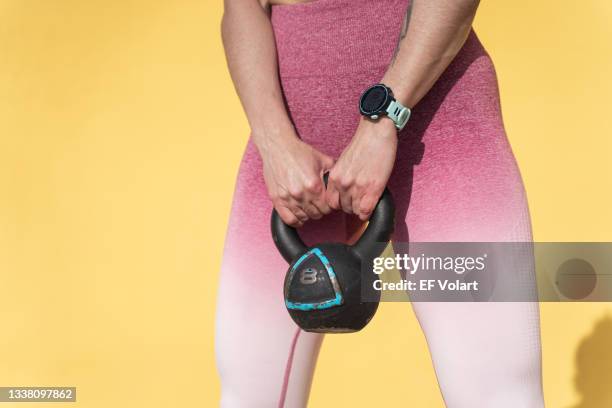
393, 142, 543, 405
388, 34, 544, 406
391, 33, 532, 244
215, 141, 348, 407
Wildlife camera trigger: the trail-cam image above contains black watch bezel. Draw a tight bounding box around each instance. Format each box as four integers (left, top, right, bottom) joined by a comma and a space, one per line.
359, 83, 394, 117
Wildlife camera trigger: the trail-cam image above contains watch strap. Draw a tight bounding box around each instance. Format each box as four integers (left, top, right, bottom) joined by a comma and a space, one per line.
385, 99, 411, 131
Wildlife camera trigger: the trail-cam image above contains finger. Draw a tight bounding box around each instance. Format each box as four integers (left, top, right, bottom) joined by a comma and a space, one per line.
358, 193, 377, 221
352, 192, 362, 219
302, 200, 323, 220
319, 153, 335, 171
312, 194, 332, 215
301, 177, 326, 219
339, 189, 353, 214
276, 205, 302, 227
288, 199, 309, 223
325, 182, 341, 210
310, 180, 332, 215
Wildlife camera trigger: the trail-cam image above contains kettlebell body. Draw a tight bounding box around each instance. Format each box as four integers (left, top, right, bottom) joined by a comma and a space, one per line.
283, 242, 381, 333
271, 186, 394, 333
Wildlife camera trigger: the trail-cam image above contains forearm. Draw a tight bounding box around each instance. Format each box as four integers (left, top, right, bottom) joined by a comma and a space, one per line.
381, 0, 480, 108
221, 0, 296, 151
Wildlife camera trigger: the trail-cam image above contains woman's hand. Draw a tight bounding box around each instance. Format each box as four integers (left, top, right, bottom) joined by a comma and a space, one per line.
326, 118, 398, 221
257, 126, 335, 227
222, 0, 336, 228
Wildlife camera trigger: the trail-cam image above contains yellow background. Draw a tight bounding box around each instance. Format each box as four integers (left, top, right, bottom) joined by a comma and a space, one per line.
1, 0, 611, 406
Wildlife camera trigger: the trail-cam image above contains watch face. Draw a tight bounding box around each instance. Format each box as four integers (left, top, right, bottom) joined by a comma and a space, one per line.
359, 84, 389, 115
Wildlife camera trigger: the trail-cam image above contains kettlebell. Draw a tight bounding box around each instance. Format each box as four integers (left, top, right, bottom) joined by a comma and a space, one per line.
271, 176, 395, 333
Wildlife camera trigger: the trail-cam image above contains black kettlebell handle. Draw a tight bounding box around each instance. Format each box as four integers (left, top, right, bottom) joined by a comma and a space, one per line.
271, 173, 395, 263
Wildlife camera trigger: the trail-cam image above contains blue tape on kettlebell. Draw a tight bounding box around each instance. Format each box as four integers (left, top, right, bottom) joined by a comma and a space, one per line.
285, 247, 344, 311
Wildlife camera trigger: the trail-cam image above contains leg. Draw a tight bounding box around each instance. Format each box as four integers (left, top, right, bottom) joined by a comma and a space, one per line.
392, 152, 544, 407
215, 142, 347, 407
389, 39, 545, 406
216, 263, 323, 408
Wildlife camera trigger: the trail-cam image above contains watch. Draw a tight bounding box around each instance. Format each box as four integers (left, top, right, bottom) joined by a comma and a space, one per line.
358, 83, 411, 131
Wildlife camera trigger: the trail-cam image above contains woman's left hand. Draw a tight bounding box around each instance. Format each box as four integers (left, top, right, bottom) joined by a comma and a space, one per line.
326, 117, 398, 221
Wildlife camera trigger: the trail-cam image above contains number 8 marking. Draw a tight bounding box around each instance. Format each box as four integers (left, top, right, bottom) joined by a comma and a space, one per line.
300, 268, 318, 284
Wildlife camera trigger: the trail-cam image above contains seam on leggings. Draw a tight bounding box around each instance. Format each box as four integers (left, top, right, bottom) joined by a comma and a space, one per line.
278, 328, 302, 408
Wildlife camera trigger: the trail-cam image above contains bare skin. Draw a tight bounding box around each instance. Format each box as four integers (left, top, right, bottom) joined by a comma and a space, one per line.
221, 0, 480, 226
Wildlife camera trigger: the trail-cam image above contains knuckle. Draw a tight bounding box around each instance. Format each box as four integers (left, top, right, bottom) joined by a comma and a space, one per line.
361, 205, 374, 216
339, 176, 353, 189
282, 213, 298, 225
355, 178, 369, 189
310, 211, 322, 220
371, 180, 384, 191
278, 190, 290, 200
294, 209, 308, 221
304, 178, 321, 194
288, 187, 304, 199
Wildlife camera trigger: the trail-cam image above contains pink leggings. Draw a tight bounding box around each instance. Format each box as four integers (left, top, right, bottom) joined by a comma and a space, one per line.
215, 0, 544, 406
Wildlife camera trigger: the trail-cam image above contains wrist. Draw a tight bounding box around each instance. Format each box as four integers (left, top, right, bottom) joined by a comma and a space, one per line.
251, 118, 299, 153
358, 115, 399, 142
379, 75, 417, 109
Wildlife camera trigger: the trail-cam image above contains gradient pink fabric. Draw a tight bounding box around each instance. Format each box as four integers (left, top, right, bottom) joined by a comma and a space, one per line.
215, 0, 543, 406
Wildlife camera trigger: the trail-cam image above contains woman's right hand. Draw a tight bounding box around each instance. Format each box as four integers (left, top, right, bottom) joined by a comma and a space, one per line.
221, 0, 335, 227
256, 129, 335, 228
